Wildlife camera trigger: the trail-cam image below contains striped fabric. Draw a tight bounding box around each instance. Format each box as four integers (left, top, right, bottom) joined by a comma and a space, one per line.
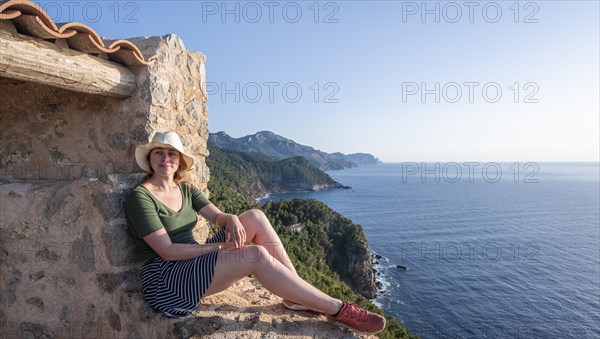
141, 229, 226, 317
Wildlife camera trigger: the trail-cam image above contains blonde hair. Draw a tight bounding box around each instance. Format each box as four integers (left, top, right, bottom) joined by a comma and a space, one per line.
173, 166, 186, 182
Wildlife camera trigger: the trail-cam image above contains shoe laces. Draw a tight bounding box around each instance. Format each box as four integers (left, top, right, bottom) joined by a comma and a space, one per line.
342, 302, 369, 323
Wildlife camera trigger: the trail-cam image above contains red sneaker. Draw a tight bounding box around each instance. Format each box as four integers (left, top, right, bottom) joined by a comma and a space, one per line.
326, 301, 386, 334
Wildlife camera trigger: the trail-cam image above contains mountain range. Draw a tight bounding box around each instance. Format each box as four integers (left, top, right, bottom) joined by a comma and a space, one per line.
208, 131, 381, 169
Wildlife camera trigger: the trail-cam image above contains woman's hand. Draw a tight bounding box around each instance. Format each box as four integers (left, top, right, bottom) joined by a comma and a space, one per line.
198, 205, 248, 249
223, 214, 247, 248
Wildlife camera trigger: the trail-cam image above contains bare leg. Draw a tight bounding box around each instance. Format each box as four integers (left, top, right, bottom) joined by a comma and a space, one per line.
203, 245, 343, 315
238, 209, 297, 274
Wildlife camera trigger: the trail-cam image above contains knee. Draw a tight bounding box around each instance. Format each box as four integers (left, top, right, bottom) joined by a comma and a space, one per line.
241, 245, 270, 266
240, 209, 270, 225
219, 245, 269, 267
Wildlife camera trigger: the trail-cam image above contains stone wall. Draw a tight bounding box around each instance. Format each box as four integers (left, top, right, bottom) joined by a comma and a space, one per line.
0, 33, 210, 187
0, 34, 210, 338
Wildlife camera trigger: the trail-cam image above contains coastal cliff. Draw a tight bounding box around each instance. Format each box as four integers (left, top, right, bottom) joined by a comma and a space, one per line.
206, 145, 347, 201
261, 199, 377, 300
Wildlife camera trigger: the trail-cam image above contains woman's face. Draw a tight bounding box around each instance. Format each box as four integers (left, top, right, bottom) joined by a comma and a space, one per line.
149, 147, 180, 178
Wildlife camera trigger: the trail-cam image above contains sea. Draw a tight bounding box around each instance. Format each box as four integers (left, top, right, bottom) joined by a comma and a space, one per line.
261, 162, 600, 339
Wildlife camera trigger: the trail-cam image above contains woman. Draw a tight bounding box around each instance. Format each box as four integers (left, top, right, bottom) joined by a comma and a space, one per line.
125, 131, 386, 334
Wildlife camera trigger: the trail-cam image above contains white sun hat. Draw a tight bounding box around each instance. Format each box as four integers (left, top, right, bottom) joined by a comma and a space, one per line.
134, 131, 194, 174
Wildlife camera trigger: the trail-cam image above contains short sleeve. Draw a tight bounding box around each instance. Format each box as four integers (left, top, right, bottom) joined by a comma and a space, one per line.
187, 183, 212, 211
125, 188, 165, 238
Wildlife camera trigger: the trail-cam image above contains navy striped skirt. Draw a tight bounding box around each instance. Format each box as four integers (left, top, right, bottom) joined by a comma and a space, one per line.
141, 229, 226, 317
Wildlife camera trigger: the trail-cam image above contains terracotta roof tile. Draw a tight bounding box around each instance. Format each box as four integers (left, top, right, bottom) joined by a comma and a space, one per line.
0, 0, 153, 66
0, 9, 21, 20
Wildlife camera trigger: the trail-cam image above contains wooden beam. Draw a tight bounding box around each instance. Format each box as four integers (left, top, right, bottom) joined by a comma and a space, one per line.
0, 27, 136, 99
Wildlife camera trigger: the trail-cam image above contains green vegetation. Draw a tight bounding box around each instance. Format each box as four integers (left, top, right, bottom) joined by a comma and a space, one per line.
205, 146, 258, 214
206, 145, 344, 202
263, 198, 372, 296
262, 199, 416, 339
206, 147, 416, 338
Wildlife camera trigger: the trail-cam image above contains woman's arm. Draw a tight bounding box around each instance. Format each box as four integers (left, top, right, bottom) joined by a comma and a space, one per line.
198, 203, 224, 226
143, 228, 227, 261
199, 204, 247, 248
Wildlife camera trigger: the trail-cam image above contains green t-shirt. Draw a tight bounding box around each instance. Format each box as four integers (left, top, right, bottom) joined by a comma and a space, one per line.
125, 181, 212, 259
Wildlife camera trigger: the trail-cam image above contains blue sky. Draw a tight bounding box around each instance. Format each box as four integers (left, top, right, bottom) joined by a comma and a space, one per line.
37, 1, 599, 162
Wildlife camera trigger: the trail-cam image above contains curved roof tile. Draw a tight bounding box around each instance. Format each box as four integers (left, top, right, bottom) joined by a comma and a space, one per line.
0, 0, 152, 66
0, 9, 19, 20
14, 14, 76, 39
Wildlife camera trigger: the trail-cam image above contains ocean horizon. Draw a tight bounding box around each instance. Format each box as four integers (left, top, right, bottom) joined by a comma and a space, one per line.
263, 161, 600, 338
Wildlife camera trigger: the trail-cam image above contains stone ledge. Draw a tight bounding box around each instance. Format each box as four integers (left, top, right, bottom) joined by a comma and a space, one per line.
172, 277, 377, 339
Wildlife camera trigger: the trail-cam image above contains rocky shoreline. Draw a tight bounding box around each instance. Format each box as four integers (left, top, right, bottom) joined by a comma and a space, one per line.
371, 251, 409, 298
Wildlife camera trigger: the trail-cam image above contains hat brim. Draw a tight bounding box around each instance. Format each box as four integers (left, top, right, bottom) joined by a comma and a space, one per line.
135, 142, 194, 174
